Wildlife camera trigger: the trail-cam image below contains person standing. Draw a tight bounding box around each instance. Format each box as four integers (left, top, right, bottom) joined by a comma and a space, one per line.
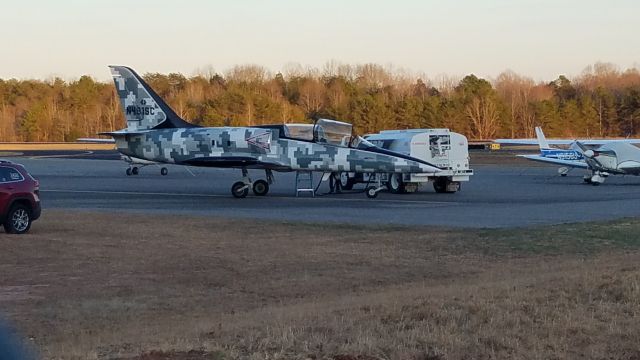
329, 172, 342, 194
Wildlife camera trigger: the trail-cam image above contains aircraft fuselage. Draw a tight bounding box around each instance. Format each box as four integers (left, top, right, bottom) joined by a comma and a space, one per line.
114, 127, 438, 174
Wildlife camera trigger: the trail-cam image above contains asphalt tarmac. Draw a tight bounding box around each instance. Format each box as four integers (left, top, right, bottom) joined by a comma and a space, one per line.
6, 152, 640, 228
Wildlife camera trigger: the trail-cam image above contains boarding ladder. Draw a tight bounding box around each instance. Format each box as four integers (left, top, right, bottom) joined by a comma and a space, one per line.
295, 171, 315, 197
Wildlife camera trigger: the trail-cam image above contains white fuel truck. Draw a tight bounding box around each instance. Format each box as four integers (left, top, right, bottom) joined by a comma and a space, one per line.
339, 129, 473, 193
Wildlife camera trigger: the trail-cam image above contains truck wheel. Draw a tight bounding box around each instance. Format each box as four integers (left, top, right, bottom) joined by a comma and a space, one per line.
339, 172, 354, 190
447, 182, 461, 193
3, 204, 32, 234
387, 173, 406, 194
433, 178, 447, 193
434, 178, 460, 193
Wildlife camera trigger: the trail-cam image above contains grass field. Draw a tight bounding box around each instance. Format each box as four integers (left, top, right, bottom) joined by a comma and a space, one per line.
1, 211, 639, 359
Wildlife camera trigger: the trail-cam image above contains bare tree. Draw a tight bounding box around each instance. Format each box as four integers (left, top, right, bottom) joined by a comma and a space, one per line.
495, 70, 535, 137
298, 79, 325, 115
466, 97, 500, 139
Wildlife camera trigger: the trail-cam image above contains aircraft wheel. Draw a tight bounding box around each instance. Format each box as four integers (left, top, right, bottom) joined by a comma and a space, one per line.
339, 172, 354, 190
388, 173, 406, 194
252, 179, 269, 196
231, 181, 249, 198
365, 186, 378, 199
126, 168, 132, 176
560, 173, 567, 177
132, 167, 139, 175
591, 174, 605, 185
161, 167, 168, 176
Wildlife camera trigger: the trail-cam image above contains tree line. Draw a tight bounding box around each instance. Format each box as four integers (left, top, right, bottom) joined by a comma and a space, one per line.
1, 62, 639, 141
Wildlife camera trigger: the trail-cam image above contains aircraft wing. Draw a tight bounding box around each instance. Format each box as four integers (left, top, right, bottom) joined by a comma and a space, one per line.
98, 130, 153, 137
517, 154, 589, 169
77, 137, 116, 144
496, 139, 640, 146
181, 156, 290, 170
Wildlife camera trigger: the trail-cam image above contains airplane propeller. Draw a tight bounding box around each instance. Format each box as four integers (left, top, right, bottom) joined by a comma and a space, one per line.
575, 141, 605, 170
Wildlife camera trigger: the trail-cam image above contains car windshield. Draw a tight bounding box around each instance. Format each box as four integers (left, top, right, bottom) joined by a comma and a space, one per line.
313, 119, 353, 147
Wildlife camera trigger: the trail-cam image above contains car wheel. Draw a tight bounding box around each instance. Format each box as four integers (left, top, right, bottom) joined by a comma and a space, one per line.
4, 204, 32, 234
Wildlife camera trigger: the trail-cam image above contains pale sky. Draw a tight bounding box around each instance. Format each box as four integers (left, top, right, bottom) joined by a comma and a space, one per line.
1, 0, 638, 82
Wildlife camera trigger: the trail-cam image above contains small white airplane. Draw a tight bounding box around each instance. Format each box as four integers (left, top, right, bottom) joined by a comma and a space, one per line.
495, 127, 640, 185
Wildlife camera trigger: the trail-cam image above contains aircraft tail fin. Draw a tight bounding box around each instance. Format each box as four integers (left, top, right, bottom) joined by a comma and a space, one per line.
535, 126, 551, 150
109, 66, 198, 131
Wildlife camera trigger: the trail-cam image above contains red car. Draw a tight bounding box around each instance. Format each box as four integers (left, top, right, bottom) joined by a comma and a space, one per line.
0, 160, 41, 234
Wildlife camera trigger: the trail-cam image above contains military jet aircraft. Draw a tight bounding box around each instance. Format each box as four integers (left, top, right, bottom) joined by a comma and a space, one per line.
495, 127, 640, 185
102, 66, 442, 198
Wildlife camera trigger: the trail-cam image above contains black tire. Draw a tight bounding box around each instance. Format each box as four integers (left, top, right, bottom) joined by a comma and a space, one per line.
433, 178, 446, 193
365, 186, 378, 199
160, 167, 168, 176
252, 179, 269, 196
132, 167, 139, 175
339, 172, 354, 190
231, 181, 249, 198
387, 173, 406, 194
434, 178, 460, 193
3, 204, 32, 234
126, 168, 132, 176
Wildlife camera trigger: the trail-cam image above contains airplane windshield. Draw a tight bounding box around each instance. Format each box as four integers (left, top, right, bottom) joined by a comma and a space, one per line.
349, 135, 376, 150
313, 119, 353, 147
283, 124, 314, 141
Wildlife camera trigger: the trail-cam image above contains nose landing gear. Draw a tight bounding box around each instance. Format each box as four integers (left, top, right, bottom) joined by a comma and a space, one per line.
365, 173, 386, 198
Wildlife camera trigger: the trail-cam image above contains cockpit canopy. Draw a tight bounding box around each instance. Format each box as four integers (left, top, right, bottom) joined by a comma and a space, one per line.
283, 124, 314, 141
313, 118, 353, 147
274, 118, 375, 149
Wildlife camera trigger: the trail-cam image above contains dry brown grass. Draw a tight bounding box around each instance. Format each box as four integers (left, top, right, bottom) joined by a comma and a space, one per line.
1, 210, 639, 359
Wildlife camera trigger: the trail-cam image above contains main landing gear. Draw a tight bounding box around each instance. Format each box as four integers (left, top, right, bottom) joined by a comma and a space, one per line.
583, 171, 608, 186
125, 165, 169, 176
231, 168, 274, 198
